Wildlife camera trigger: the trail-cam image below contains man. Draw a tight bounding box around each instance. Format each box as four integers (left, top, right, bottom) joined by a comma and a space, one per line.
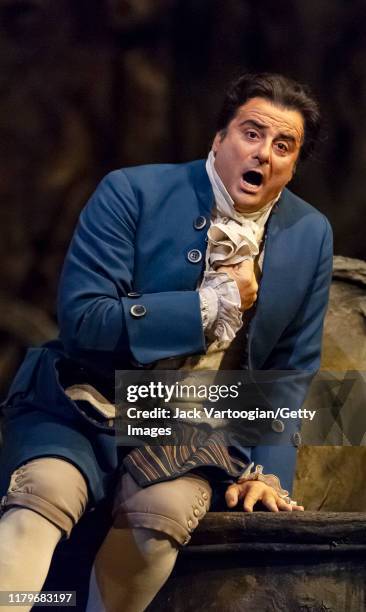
0, 73, 332, 611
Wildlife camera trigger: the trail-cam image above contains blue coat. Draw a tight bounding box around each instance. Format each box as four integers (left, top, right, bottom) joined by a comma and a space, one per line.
0, 160, 333, 502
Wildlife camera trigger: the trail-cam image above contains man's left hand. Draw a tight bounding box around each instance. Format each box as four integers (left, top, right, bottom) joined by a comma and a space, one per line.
225, 480, 304, 512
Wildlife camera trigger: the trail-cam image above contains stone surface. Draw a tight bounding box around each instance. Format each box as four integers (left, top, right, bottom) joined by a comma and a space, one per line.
41, 509, 366, 612
332, 255, 366, 286
146, 513, 366, 611
293, 256, 366, 512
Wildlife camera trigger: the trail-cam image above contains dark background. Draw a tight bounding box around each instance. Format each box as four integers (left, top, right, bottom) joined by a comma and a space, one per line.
0, 0, 365, 395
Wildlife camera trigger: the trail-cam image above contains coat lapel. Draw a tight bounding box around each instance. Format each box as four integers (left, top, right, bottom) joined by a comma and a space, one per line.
248, 191, 296, 369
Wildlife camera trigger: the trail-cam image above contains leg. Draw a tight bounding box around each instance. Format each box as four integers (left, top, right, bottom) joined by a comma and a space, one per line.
87, 526, 179, 612
0, 458, 88, 612
0, 507, 61, 595
87, 471, 212, 612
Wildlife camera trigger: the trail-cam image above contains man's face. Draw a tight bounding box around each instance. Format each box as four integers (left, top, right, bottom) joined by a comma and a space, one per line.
212, 97, 304, 213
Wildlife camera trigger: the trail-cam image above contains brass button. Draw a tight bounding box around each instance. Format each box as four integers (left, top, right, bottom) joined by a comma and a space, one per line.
199, 499, 204, 507
193, 508, 200, 517
187, 519, 193, 530
202, 492, 208, 501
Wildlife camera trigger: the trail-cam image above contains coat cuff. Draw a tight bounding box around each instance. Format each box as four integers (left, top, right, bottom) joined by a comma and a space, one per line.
121, 291, 206, 365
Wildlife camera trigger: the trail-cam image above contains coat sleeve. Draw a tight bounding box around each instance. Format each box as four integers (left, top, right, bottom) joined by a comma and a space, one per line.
250, 216, 333, 493
57, 170, 206, 367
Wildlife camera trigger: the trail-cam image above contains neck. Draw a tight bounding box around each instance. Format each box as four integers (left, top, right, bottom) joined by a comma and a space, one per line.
206, 150, 280, 220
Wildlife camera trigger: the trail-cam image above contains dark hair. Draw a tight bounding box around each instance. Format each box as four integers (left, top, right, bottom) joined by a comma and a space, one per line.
216, 73, 321, 161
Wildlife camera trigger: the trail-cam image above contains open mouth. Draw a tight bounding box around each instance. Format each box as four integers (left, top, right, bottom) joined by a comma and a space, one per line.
242, 170, 263, 187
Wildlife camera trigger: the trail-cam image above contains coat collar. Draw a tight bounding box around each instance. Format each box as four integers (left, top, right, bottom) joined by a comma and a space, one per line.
188, 159, 215, 218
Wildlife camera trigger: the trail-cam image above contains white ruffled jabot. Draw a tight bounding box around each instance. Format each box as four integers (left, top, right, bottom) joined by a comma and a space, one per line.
205, 150, 277, 268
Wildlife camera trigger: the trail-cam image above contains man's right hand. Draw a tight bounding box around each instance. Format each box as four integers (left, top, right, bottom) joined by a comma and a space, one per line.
217, 260, 258, 311
225, 480, 304, 512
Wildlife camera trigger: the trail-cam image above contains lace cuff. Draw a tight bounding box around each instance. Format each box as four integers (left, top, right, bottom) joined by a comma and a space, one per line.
199, 271, 242, 342
199, 286, 219, 330
237, 462, 298, 505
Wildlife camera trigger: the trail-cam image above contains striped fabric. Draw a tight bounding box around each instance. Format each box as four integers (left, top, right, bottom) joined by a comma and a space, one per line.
123, 429, 247, 487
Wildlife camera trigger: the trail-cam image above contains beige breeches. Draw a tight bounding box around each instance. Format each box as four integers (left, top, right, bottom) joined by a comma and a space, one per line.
2, 458, 212, 543
0, 458, 212, 611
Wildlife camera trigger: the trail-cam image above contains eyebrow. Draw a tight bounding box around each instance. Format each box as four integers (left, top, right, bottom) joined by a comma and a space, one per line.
238, 119, 298, 143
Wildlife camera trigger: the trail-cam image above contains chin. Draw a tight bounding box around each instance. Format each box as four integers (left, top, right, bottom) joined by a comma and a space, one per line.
235, 197, 261, 211
235, 204, 260, 213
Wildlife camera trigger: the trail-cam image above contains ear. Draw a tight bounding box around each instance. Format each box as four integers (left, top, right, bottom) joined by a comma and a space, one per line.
212, 130, 225, 155
212, 134, 220, 155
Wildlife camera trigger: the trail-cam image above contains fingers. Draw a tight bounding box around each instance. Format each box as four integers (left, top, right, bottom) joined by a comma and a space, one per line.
241, 290, 258, 311
276, 497, 305, 512
237, 260, 255, 272
243, 491, 260, 513
276, 498, 294, 512
237, 263, 258, 311
216, 261, 258, 311
225, 482, 254, 509
225, 484, 240, 508
225, 481, 305, 513
291, 504, 305, 512
225, 482, 273, 512
260, 492, 280, 512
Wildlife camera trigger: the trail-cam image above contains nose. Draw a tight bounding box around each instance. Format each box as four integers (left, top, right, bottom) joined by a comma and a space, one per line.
254, 138, 271, 164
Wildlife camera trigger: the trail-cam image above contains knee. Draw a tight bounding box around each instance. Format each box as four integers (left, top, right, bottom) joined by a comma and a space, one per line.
114, 472, 212, 546
3, 458, 88, 537
133, 528, 178, 560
